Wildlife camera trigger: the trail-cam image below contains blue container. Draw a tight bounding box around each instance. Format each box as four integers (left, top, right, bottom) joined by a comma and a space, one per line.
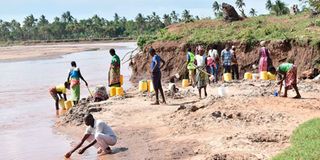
274, 90, 278, 97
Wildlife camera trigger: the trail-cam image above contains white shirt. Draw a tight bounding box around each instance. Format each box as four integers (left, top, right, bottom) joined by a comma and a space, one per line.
195, 55, 206, 67
85, 120, 116, 137
208, 49, 218, 58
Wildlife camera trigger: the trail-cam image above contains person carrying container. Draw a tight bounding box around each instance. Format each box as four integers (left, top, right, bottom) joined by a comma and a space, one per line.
49, 82, 70, 115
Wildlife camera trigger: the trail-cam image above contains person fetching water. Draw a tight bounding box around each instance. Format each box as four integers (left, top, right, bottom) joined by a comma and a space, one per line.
108, 48, 121, 87
67, 61, 88, 105
65, 113, 117, 158
149, 48, 166, 105
276, 62, 301, 98
49, 82, 70, 115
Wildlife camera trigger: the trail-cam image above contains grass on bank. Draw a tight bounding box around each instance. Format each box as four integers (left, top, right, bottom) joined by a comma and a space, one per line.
273, 118, 320, 160
138, 12, 320, 48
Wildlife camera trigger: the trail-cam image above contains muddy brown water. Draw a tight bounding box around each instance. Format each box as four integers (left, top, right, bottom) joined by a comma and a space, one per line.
0, 42, 137, 159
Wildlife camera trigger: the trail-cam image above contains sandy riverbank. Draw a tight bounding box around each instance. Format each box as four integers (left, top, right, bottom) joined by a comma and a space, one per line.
56, 80, 320, 160
0, 42, 133, 62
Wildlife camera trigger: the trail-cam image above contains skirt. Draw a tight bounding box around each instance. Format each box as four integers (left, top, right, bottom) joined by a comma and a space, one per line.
285, 65, 297, 90
196, 68, 208, 89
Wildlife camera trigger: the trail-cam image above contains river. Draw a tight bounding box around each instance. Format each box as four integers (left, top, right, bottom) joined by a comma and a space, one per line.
0, 42, 137, 160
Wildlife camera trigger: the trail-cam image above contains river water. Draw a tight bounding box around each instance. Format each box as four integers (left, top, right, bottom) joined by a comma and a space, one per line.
0, 42, 137, 160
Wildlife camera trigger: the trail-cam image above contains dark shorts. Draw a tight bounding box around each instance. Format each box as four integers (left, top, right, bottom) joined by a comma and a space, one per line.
152, 72, 162, 90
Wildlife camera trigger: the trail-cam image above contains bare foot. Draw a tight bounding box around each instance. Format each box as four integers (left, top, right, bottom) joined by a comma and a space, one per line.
293, 95, 301, 99
97, 148, 103, 154
151, 101, 160, 105
98, 148, 112, 156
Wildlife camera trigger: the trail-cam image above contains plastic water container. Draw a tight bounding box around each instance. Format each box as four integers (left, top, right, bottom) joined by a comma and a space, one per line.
182, 79, 189, 88
223, 73, 232, 82
252, 73, 259, 80
109, 87, 116, 97
139, 80, 148, 92
147, 80, 154, 92
268, 72, 276, 80
120, 75, 124, 86
244, 72, 253, 80
116, 87, 124, 96
64, 101, 73, 110
59, 99, 65, 110
218, 86, 227, 97
260, 71, 268, 80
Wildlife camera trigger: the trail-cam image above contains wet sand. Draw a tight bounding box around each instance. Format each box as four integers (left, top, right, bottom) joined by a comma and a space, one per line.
0, 42, 137, 159
0, 42, 132, 62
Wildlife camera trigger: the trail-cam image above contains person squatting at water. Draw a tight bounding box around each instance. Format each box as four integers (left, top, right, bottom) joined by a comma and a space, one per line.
67, 61, 88, 105
276, 62, 301, 99
149, 48, 166, 105
65, 113, 117, 158
49, 82, 70, 115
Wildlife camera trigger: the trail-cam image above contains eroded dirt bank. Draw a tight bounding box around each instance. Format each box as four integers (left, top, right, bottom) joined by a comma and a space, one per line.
130, 41, 320, 83
57, 80, 320, 159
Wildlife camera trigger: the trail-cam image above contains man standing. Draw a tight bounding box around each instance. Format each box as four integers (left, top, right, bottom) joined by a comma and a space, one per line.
221, 44, 233, 74
149, 48, 166, 105
186, 48, 196, 87
65, 114, 117, 158
231, 46, 239, 80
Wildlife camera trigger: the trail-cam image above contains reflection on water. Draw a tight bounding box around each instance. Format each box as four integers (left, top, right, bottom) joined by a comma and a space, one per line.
0, 42, 136, 159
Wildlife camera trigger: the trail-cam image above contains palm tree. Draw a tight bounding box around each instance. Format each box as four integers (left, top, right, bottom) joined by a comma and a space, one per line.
266, 0, 273, 11
236, 0, 247, 17
181, 10, 193, 23
163, 14, 172, 26
249, 8, 257, 16
272, 0, 290, 16
61, 11, 74, 23
170, 11, 179, 23
212, 1, 223, 18
212, 1, 220, 12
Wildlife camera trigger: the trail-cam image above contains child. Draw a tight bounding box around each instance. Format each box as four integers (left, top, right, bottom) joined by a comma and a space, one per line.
168, 77, 179, 97
268, 66, 277, 80
49, 82, 70, 115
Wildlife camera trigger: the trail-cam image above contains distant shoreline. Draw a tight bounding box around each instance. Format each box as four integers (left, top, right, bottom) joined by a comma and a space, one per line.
0, 41, 136, 62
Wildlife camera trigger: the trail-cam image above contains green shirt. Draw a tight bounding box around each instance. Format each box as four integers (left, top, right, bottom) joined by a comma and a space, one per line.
111, 54, 120, 67
278, 63, 293, 73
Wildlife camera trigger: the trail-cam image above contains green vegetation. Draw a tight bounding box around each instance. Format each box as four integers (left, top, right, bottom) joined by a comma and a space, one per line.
273, 118, 320, 160
138, 12, 320, 48
0, 10, 198, 44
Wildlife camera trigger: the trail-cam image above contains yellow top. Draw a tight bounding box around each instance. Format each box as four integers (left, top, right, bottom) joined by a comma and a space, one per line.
268, 72, 276, 80
56, 84, 66, 94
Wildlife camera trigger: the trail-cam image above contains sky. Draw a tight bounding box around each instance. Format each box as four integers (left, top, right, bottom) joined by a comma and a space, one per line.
0, 0, 300, 23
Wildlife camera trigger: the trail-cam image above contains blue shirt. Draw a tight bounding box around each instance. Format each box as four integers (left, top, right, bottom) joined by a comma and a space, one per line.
221, 49, 232, 66
151, 54, 161, 73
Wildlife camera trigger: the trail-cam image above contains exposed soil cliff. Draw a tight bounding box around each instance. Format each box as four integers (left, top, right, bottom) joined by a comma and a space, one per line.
130, 40, 320, 83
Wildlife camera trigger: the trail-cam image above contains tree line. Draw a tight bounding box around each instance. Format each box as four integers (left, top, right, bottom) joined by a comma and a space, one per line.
0, 10, 197, 42
213, 0, 319, 17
